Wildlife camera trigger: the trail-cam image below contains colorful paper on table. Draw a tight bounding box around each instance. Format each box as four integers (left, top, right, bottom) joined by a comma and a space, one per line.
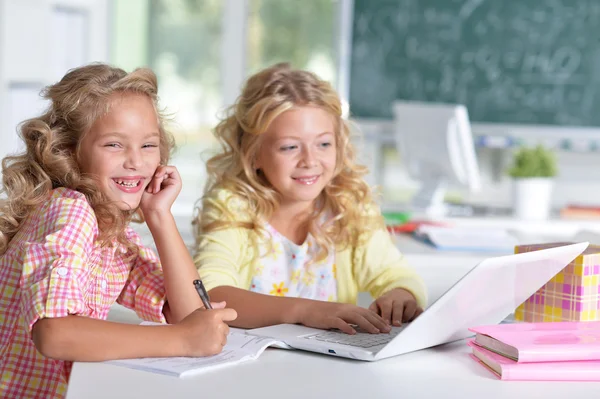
514, 242, 600, 322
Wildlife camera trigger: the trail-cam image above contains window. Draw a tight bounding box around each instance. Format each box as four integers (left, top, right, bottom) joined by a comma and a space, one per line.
148, 0, 223, 213
247, 0, 337, 85
111, 0, 340, 217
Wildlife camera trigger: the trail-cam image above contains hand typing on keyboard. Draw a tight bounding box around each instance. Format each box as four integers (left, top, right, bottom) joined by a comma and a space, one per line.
308, 325, 407, 348
368, 288, 423, 327
296, 300, 392, 335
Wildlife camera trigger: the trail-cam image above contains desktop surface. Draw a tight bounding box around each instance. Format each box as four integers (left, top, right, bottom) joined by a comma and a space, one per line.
66, 340, 600, 399
95, 218, 600, 398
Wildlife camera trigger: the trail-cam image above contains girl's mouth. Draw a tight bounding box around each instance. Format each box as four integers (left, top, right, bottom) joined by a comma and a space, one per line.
293, 176, 320, 185
112, 178, 144, 193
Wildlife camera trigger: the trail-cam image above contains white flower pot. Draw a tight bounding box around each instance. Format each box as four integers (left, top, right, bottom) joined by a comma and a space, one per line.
512, 178, 554, 220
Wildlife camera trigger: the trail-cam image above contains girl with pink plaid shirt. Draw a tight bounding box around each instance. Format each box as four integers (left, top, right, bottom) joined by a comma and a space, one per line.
0, 64, 237, 399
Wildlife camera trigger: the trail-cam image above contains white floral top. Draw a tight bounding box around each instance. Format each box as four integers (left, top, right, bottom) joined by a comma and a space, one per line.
248, 223, 337, 302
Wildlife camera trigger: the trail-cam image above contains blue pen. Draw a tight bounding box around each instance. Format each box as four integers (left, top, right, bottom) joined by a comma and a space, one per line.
193, 279, 213, 310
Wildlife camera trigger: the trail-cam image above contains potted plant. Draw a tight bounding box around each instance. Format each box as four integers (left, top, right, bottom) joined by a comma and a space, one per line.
507, 145, 558, 220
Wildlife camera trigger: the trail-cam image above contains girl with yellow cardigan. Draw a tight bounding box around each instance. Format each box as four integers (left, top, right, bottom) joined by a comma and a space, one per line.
193, 63, 427, 335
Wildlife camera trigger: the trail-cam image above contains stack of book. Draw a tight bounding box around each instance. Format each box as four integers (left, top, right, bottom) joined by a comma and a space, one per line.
467, 321, 600, 381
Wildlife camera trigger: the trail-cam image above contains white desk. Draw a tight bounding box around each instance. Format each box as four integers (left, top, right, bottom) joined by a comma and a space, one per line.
75, 247, 594, 399
83, 223, 599, 399
66, 340, 600, 399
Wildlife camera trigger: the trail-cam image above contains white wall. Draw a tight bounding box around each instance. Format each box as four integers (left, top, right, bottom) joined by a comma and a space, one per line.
0, 0, 109, 162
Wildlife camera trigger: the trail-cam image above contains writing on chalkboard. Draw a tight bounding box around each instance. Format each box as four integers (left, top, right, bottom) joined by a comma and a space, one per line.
350, 0, 600, 126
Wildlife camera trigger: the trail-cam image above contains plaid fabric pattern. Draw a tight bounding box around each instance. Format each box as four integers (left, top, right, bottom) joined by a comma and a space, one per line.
515, 242, 600, 323
0, 188, 166, 399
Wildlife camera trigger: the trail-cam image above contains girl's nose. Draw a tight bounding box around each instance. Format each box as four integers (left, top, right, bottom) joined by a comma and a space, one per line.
300, 147, 317, 167
124, 149, 143, 169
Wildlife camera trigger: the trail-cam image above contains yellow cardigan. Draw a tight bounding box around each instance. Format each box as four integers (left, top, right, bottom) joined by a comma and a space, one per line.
193, 190, 428, 308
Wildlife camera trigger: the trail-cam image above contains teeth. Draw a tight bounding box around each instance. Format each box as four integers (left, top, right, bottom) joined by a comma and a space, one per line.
295, 176, 318, 184
115, 180, 139, 187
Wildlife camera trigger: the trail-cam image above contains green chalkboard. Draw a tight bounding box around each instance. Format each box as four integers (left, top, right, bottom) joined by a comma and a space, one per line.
350, 0, 600, 126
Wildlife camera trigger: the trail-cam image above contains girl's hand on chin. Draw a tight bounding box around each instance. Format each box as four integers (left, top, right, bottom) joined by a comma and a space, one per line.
140, 165, 182, 216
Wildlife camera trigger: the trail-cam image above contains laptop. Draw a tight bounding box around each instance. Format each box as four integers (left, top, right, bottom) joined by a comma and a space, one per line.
246, 242, 588, 361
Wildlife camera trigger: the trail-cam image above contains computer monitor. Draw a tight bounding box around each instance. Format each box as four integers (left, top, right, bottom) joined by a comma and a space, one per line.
392, 101, 481, 217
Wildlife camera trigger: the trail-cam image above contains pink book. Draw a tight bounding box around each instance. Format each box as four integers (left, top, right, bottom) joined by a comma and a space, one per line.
468, 340, 600, 381
469, 321, 600, 362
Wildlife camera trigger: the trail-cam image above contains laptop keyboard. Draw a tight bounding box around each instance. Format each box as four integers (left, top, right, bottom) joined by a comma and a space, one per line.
304, 325, 406, 348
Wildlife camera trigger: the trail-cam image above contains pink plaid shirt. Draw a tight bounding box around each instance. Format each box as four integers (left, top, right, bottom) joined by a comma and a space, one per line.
0, 188, 167, 398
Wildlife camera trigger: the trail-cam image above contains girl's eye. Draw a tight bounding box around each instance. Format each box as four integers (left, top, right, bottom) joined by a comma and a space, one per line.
319, 142, 332, 148
105, 143, 120, 148
143, 144, 159, 148
280, 145, 297, 151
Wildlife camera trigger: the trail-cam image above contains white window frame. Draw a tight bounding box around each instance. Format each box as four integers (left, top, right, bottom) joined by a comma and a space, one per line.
221, 0, 248, 108
220, 0, 351, 108
335, 0, 353, 112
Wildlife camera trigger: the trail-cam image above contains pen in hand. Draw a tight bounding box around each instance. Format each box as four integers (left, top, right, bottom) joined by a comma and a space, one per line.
193, 279, 213, 310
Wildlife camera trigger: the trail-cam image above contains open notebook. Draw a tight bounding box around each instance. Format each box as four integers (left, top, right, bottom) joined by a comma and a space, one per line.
108, 326, 288, 378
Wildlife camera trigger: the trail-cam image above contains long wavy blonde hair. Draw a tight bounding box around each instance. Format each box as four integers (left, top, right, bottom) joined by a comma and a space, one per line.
0, 63, 174, 256
195, 63, 383, 262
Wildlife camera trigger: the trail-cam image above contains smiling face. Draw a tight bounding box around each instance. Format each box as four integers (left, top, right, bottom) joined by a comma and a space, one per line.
254, 106, 337, 210
78, 92, 161, 211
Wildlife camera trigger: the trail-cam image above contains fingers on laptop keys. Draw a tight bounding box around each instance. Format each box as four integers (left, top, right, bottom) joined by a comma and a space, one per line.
369, 297, 400, 326
304, 302, 389, 335
413, 307, 424, 319
370, 288, 420, 326
400, 301, 419, 324
334, 305, 390, 335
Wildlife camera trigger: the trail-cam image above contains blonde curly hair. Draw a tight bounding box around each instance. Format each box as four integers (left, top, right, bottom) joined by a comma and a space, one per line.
0, 63, 174, 256
195, 63, 383, 262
